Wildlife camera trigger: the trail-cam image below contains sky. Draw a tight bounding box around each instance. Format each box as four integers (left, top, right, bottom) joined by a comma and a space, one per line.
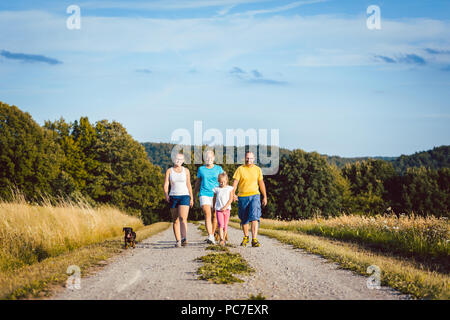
0, 0, 449, 157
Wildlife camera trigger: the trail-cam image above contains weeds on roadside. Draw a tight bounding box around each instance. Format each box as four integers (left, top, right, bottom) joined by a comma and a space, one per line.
248, 292, 266, 300
196, 252, 254, 284
231, 215, 449, 272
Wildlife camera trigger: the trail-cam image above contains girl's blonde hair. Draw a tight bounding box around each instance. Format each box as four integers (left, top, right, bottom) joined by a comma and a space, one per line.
218, 171, 228, 183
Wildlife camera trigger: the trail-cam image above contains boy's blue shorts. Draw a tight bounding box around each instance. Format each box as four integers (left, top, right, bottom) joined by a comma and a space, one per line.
169, 195, 190, 208
238, 194, 261, 225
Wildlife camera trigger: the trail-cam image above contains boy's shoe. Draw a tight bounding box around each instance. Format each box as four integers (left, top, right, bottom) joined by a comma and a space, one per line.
175, 241, 181, 248
240, 236, 249, 247
181, 238, 188, 246
251, 238, 261, 247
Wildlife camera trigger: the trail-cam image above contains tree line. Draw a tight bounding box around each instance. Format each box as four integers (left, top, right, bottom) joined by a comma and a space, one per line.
143, 142, 450, 173
1, 102, 448, 223
0, 102, 165, 223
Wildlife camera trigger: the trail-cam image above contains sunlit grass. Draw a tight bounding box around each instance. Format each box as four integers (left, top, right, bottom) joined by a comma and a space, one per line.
0, 222, 170, 299
0, 198, 143, 272
229, 214, 450, 299
232, 214, 449, 270
196, 251, 254, 284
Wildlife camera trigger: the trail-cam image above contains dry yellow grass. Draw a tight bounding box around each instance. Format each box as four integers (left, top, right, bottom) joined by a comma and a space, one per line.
229, 214, 450, 299
0, 200, 143, 272
0, 222, 170, 299
232, 215, 449, 269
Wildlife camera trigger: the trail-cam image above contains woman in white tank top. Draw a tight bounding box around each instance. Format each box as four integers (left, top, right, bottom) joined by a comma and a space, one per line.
163, 153, 193, 247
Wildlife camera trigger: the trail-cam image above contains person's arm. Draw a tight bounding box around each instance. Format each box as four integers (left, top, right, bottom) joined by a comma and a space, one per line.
186, 168, 194, 208
213, 192, 217, 211
232, 179, 239, 202
163, 169, 171, 203
258, 179, 267, 207
221, 188, 234, 211
232, 167, 240, 202
194, 177, 201, 199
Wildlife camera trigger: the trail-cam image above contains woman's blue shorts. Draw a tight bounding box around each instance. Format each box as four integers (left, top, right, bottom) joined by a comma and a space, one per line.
169, 195, 190, 208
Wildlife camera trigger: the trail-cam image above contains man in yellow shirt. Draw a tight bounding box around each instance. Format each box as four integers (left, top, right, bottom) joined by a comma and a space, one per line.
232, 151, 267, 247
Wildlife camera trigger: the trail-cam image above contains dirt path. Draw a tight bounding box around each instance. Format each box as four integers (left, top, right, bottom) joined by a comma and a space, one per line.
52, 222, 408, 300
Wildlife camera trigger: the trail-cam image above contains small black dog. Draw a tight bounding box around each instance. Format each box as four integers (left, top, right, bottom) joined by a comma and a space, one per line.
123, 227, 136, 249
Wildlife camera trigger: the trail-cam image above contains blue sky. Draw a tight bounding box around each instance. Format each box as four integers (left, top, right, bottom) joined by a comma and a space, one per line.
0, 0, 449, 157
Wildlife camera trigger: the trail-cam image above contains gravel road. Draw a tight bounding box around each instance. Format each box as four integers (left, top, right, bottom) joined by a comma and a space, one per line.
52, 222, 408, 300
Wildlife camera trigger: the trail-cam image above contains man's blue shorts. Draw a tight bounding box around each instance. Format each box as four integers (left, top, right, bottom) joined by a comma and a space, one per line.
238, 194, 261, 225
169, 195, 190, 208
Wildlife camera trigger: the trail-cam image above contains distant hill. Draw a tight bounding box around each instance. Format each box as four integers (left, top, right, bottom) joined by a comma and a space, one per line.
141, 142, 449, 173
390, 145, 450, 173
322, 155, 397, 168
141, 142, 291, 171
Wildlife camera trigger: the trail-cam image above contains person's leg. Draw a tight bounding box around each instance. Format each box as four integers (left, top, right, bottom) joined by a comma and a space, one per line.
178, 205, 189, 240
221, 210, 230, 243
171, 208, 180, 241
202, 204, 213, 236
216, 210, 224, 242
238, 196, 250, 238
212, 209, 219, 240
223, 209, 230, 235
248, 195, 262, 246
242, 223, 249, 237
251, 220, 258, 239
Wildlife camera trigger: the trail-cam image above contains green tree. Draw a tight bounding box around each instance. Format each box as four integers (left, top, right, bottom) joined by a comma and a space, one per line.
341, 159, 396, 214
90, 120, 165, 219
385, 167, 449, 217
0, 102, 63, 200
269, 149, 342, 219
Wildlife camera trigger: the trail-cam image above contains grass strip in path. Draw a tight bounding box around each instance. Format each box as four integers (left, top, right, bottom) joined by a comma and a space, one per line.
196, 250, 254, 284
228, 221, 449, 300
195, 224, 254, 284
0, 222, 170, 300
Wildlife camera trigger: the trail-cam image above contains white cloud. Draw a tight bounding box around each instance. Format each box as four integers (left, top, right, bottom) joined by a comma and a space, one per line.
231, 0, 329, 17
81, 0, 271, 10
0, 10, 449, 69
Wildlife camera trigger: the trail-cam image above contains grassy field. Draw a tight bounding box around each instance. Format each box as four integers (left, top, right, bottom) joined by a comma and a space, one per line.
0, 199, 170, 299
246, 215, 449, 272
229, 214, 450, 299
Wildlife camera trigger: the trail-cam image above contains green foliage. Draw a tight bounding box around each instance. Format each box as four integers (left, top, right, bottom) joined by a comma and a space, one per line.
87, 120, 165, 218
0, 103, 165, 222
392, 146, 450, 174
325, 155, 396, 168
141, 142, 290, 172
341, 159, 396, 214
1, 102, 448, 223
0, 102, 63, 200
266, 149, 343, 219
385, 167, 449, 217
196, 252, 254, 284
248, 293, 266, 300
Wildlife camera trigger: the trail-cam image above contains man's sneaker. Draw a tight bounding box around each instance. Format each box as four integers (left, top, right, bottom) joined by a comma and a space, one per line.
181, 238, 188, 246
240, 236, 249, 247
251, 238, 261, 247
175, 240, 181, 248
